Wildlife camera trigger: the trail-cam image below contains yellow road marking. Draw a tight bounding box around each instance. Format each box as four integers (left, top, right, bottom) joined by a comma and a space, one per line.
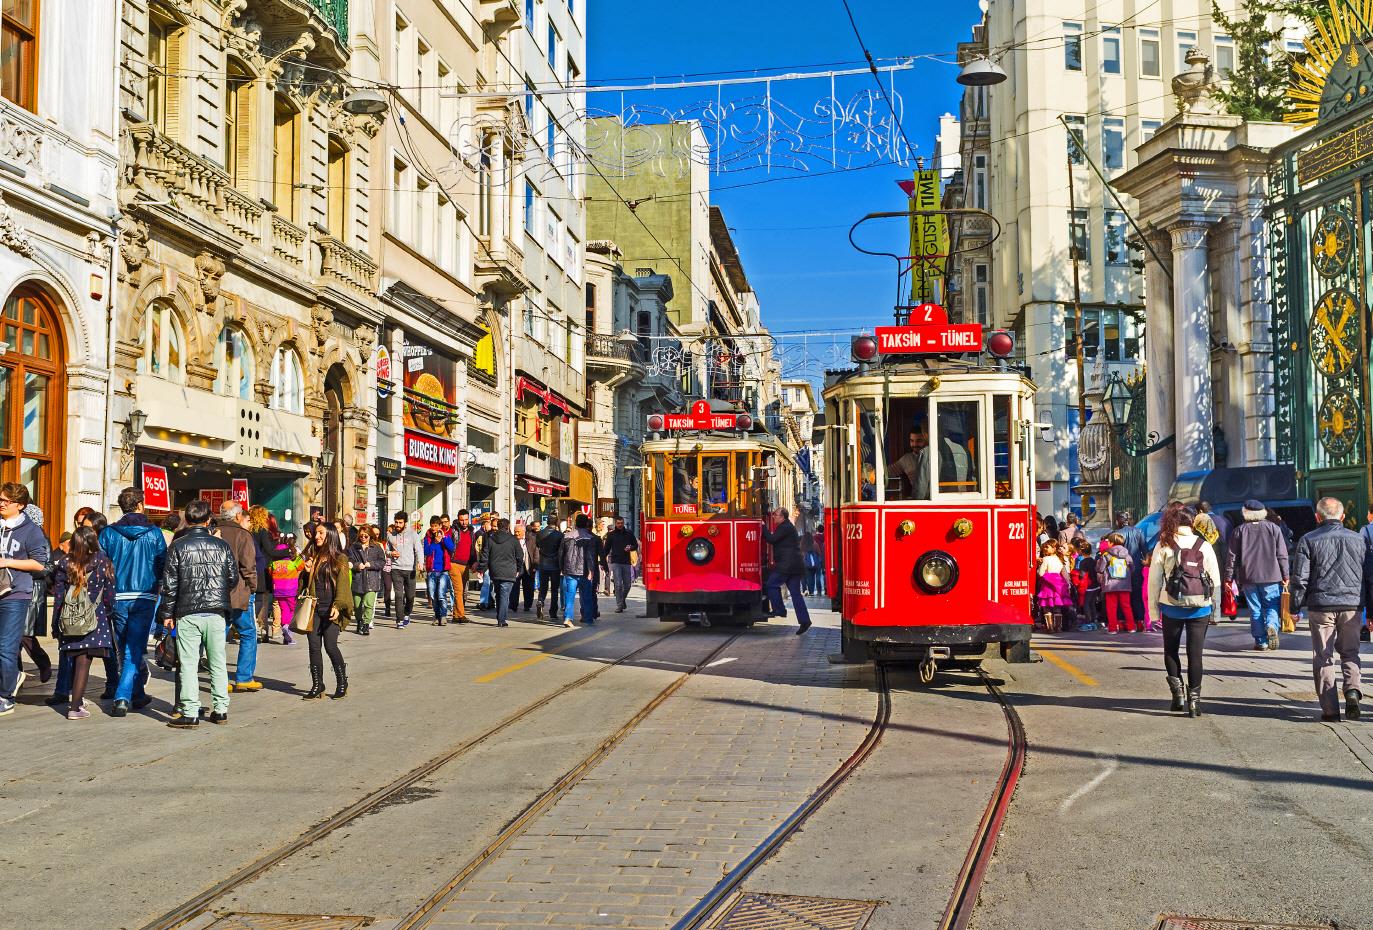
475, 628, 616, 683
1036, 647, 1099, 687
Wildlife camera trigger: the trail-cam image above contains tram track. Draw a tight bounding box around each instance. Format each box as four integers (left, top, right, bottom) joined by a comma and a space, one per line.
668, 663, 1026, 930
138, 623, 694, 930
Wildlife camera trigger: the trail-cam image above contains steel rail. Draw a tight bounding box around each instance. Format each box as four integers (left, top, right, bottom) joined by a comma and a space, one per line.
938, 669, 1027, 930
138, 625, 687, 930
397, 631, 745, 930
669, 663, 893, 930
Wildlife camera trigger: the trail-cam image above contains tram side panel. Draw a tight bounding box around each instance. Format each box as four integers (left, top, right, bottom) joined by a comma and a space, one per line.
839, 503, 1034, 660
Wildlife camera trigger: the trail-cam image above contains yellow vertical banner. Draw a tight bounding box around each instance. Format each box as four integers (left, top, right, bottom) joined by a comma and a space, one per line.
908, 169, 948, 306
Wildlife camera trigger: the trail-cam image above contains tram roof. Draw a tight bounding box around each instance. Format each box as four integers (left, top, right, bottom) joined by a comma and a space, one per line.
822, 361, 1036, 399
640, 431, 798, 459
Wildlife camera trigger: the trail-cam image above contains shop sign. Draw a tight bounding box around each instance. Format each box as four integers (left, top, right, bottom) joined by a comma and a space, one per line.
231, 478, 249, 507
375, 346, 394, 399
524, 479, 557, 496
404, 429, 460, 476
200, 489, 231, 512
375, 456, 402, 481
354, 486, 368, 514
402, 340, 458, 439
141, 464, 170, 511
596, 498, 618, 518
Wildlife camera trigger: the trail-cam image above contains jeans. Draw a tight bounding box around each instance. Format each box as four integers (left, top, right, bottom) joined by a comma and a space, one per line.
426, 571, 453, 620
609, 563, 634, 610
1162, 616, 1209, 690
562, 575, 583, 622
391, 569, 416, 619
494, 580, 515, 626
479, 571, 492, 608
176, 611, 228, 716
0, 597, 26, 700
578, 576, 597, 621
1242, 582, 1283, 645
102, 605, 126, 693
538, 569, 561, 612
114, 598, 157, 703
229, 599, 258, 683
765, 570, 811, 626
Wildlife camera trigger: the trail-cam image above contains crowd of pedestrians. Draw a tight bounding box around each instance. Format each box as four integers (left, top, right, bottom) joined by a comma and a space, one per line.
0, 488, 643, 726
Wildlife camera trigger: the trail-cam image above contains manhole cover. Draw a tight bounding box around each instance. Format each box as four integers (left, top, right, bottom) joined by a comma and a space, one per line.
709, 893, 878, 930
1157, 917, 1334, 930
204, 915, 374, 930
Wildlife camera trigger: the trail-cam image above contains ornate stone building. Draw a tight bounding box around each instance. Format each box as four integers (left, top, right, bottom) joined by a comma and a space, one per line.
0, 0, 121, 528
116, 0, 383, 525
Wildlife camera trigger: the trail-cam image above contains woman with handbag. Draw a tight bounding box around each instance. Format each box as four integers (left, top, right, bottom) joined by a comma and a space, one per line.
51, 526, 116, 720
297, 523, 353, 700
347, 525, 385, 636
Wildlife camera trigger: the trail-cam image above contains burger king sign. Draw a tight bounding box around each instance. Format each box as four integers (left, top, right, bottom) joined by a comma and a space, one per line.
401, 340, 457, 438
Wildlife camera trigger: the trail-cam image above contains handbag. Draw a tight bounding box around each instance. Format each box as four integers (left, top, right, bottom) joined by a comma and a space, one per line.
59, 585, 99, 637
292, 596, 318, 633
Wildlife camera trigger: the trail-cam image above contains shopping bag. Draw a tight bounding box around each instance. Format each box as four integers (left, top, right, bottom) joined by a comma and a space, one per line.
1280, 590, 1297, 633
1221, 583, 1238, 619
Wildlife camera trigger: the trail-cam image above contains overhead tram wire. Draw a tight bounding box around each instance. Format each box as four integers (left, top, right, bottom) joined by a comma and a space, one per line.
839, 0, 919, 160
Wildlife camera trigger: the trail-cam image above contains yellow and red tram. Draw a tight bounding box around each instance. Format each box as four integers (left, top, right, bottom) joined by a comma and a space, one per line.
823, 322, 1037, 677
640, 402, 797, 626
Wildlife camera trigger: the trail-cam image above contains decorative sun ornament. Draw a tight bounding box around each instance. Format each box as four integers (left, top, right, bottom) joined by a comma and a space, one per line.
1318, 388, 1361, 457
1285, 0, 1373, 125
1311, 212, 1354, 277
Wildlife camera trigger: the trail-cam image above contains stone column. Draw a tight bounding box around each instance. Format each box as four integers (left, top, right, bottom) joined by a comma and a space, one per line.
1144, 231, 1176, 511
1171, 222, 1216, 475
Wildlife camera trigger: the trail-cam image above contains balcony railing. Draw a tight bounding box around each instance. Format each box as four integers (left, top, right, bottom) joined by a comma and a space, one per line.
586, 333, 646, 366
317, 234, 377, 294
311, 0, 349, 45
271, 215, 306, 267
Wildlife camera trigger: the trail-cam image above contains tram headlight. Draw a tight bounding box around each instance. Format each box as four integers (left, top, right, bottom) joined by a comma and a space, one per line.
686, 537, 715, 565
914, 550, 959, 595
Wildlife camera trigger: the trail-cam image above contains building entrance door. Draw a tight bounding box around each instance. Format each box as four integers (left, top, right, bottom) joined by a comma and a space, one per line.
0, 288, 65, 530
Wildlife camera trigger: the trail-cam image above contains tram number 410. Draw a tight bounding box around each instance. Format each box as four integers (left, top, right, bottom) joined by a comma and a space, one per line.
845, 524, 863, 540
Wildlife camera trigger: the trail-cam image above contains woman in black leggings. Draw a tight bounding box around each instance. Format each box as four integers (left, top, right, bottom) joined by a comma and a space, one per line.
298, 523, 353, 700
1148, 504, 1221, 717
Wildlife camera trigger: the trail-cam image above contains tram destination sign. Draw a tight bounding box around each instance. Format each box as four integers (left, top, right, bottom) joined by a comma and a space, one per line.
875, 324, 983, 354
648, 399, 752, 432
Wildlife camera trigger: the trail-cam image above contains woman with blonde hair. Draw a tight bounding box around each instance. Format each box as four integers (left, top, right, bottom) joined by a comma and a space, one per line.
247, 505, 275, 641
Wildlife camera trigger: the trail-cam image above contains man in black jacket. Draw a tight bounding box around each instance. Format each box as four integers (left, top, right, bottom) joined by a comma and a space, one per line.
535, 515, 563, 618
477, 518, 526, 628
1291, 497, 1365, 721
762, 508, 811, 634
604, 516, 639, 613
160, 499, 238, 729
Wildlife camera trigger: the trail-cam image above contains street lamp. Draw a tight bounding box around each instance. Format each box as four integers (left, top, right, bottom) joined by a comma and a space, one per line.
127, 408, 148, 442
1103, 374, 1130, 429
956, 56, 1008, 87
341, 88, 389, 116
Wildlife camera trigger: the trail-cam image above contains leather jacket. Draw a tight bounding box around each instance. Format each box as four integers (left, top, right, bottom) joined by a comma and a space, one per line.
158, 526, 239, 621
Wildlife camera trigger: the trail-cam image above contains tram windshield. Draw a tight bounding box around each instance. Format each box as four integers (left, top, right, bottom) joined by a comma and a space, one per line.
644, 448, 770, 518
831, 390, 1027, 503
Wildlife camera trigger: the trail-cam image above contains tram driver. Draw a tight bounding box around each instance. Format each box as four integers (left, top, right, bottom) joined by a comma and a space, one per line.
890, 414, 974, 499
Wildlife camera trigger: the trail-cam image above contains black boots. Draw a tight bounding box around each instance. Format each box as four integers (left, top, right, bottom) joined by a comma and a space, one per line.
1186, 684, 1202, 718
1167, 676, 1185, 713
1348, 690, 1362, 721
303, 664, 325, 700
330, 660, 348, 700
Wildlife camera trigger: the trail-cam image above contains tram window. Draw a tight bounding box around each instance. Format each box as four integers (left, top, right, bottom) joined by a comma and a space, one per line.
993, 396, 1013, 499
887, 397, 932, 500
653, 454, 665, 517
857, 398, 880, 502
701, 454, 729, 514
670, 455, 699, 514
735, 451, 755, 515
934, 401, 981, 495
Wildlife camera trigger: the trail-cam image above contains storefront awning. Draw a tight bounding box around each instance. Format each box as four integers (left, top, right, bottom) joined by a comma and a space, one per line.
516, 376, 579, 419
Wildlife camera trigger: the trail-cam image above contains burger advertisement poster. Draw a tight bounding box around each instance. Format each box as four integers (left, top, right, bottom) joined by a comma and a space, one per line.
402, 341, 457, 439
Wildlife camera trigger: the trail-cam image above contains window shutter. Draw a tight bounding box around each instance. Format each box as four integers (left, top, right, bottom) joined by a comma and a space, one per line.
164, 28, 184, 140
234, 79, 254, 188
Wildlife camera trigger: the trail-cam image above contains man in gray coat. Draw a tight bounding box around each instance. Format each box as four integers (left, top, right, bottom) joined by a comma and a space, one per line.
1290, 497, 1365, 721
385, 510, 424, 628
1227, 499, 1290, 651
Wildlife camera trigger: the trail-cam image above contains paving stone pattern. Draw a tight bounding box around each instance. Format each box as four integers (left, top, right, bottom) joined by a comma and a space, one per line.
423, 622, 875, 930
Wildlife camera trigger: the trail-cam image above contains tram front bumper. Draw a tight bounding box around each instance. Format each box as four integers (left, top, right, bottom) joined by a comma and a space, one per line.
845, 620, 1031, 647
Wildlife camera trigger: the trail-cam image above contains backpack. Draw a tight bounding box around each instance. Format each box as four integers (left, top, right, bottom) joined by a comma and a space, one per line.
1106, 553, 1129, 580
1165, 537, 1213, 605
60, 584, 99, 638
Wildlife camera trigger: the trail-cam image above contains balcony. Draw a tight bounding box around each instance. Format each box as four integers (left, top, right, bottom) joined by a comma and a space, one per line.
317, 233, 377, 295
514, 446, 551, 480
477, 0, 520, 28
271, 215, 306, 267
586, 333, 646, 387
515, 339, 586, 412
310, 0, 349, 44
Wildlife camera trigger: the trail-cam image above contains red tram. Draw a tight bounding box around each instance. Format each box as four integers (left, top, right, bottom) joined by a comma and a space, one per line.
640, 401, 797, 626
823, 323, 1037, 678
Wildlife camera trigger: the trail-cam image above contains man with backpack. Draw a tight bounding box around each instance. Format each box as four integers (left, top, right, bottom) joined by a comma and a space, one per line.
1227, 499, 1290, 651
1290, 497, 1364, 722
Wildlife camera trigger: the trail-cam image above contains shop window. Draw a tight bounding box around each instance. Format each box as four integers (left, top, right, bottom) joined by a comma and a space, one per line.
272, 94, 300, 222
269, 346, 304, 414
1, 0, 37, 111
214, 325, 254, 400
140, 302, 185, 383
224, 59, 253, 187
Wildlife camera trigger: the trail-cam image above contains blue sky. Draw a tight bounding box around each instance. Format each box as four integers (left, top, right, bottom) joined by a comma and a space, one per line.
586, 0, 974, 344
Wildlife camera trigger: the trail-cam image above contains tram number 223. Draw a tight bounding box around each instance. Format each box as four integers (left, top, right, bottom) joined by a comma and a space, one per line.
1007, 523, 1026, 540
845, 524, 863, 540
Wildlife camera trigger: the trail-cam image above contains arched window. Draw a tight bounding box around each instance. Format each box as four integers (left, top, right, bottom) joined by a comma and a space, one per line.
214, 325, 254, 400
269, 345, 304, 414
139, 302, 185, 384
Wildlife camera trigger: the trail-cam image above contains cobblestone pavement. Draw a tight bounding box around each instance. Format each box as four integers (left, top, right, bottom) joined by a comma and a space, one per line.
419, 615, 877, 930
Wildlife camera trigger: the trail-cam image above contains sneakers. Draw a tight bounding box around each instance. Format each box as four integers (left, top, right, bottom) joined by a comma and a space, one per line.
111, 699, 130, 718
1254, 642, 1268, 651
1348, 691, 1362, 721
0, 697, 14, 717
397, 617, 410, 629
229, 680, 262, 693
66, 704, 90, 720
209, 711, 229, 725
1267, 628, 1280, 650
563, 619, 575, 628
